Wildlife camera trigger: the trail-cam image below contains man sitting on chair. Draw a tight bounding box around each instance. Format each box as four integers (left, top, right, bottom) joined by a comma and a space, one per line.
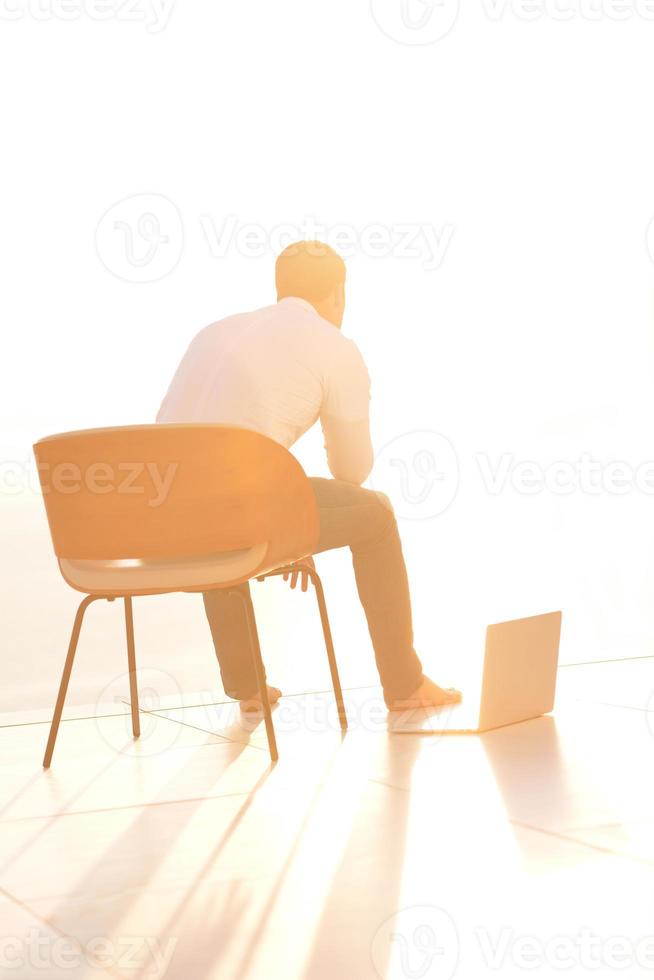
156, 241, 461, 712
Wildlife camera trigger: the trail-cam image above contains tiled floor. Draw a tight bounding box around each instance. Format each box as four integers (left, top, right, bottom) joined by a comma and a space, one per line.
2, 660, 654, 979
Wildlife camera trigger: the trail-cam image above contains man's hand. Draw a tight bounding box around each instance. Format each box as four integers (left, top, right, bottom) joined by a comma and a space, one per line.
282, 556, 315, 592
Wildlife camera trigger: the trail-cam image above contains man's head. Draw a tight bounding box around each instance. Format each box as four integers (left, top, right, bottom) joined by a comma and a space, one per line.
275, 240, 346, 327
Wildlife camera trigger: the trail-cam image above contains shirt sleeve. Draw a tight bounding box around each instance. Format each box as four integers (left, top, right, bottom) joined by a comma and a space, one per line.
320, 341, 373, 485
321, 340, 371, 421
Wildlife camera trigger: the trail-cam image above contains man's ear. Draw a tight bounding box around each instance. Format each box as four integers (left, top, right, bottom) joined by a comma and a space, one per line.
326, 283, 344, 318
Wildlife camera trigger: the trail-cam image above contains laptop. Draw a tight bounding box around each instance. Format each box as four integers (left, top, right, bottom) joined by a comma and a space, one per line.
389, 611, 562, 735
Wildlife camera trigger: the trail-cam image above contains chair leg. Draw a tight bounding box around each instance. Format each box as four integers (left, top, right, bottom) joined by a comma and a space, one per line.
229, 588, 278, 763
43, 594, 104, 769
306, 568, 348, 732
123, 596, 140, 739
256, 564, 348, 734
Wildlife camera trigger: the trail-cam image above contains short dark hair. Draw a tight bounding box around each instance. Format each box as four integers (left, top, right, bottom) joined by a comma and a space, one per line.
275, 240, 346, 304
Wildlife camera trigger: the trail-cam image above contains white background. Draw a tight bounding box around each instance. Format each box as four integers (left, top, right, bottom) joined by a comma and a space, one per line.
2, 0, 654, 714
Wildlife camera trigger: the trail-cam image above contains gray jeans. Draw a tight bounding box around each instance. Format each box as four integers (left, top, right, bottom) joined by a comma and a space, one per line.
202, 477, 424, 705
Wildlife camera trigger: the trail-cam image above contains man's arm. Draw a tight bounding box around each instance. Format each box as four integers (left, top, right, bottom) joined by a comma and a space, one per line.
320, 341, 373, 486
321, 414, 373, 485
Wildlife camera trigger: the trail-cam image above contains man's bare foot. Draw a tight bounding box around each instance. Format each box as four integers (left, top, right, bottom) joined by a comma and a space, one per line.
388, 676, 462, 711
239, 685, 282, 713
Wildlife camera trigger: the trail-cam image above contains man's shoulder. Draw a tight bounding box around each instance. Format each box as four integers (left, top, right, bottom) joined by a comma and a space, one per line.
325, 330, 367, 370
188, 305, 275, 349
193, 303, 365, 369
200, 303, 276, 333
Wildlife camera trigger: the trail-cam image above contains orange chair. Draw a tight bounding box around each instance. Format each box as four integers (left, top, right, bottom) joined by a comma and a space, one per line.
33, 423, 347, 766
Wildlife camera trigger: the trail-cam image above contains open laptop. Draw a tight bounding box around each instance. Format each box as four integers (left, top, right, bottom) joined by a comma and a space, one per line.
389, 611, 562, 735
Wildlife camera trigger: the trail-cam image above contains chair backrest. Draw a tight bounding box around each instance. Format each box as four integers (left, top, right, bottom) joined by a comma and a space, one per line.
33, 424, 320, 567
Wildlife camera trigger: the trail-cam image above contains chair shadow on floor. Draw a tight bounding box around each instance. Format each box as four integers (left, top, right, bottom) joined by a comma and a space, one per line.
38, 729, 272, 972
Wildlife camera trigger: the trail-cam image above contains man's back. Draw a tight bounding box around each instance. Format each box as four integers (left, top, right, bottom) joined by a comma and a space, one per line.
157, 296, 373, 483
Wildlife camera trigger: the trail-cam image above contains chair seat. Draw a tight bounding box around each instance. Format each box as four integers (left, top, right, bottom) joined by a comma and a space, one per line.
59, 543, 268, 595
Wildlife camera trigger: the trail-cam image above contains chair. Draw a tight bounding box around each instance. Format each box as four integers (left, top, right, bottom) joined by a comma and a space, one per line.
33, 423, 347, 766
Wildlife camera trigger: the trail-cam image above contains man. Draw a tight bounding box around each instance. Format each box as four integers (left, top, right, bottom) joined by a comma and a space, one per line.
157, 241, 461, 711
